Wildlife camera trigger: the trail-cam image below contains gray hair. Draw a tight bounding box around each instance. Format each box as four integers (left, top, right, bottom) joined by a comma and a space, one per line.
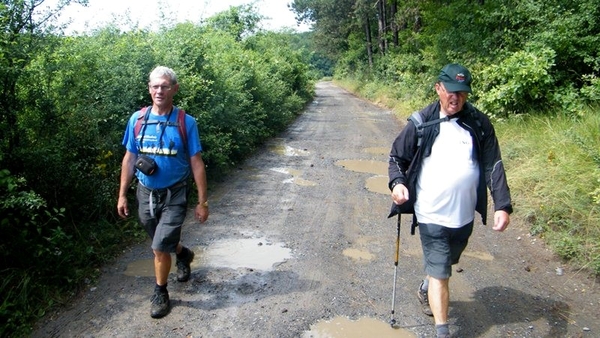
149, 66, 178, 84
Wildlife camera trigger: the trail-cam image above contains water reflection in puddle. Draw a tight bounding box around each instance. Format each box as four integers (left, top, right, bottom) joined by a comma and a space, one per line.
124, 259, 174, 277
365, 176, 389, 195
270, 144, 310, 156
271, 167, 317, 186
335, 160, 387, 176
124, 238, 292, 276
272, 167, 302, 176
199, 237, 292, 270
303, 317, 416, 338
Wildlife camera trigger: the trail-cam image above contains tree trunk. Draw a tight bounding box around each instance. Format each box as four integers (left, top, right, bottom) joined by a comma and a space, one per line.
377, 0, 387, 55
365, 16, 373, 68
390, 0, 398, 47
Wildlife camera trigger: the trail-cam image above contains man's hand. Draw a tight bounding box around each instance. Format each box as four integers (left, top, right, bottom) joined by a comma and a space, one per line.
195, 203, 209, 224
493, 210, 510, 232
391, 184, 409, 205
117, 196, 129, 219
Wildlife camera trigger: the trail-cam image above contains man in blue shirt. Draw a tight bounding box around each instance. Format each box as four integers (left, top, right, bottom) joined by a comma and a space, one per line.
117, 66, 209, 318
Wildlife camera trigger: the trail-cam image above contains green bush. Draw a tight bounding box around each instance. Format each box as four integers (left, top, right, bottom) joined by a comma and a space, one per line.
0, 4, 316, 336
476, 46, 556, 117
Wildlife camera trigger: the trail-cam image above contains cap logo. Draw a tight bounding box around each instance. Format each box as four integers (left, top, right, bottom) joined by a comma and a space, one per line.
455, 73, 466, 83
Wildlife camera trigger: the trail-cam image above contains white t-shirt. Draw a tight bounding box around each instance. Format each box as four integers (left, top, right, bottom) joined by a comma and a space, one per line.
414, 117, 479, 228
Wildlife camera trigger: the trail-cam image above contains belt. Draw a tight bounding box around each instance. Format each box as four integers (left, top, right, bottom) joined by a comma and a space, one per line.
146, 180, 187, 218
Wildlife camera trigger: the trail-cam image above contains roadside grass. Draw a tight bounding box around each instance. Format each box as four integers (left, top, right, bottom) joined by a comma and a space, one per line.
336, 78, 600, 276
335, 78, 428, 118
497, 113, 600, 275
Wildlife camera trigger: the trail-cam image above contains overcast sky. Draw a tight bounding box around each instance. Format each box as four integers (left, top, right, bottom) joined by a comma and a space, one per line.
51, 0, 309, 34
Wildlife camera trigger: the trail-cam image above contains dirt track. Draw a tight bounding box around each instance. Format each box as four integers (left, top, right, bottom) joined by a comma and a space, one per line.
33, 82, 599, 337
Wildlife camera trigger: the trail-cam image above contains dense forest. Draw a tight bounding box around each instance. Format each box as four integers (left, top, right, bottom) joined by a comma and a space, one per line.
289, 0, 600, 280
1, 0, 599, 336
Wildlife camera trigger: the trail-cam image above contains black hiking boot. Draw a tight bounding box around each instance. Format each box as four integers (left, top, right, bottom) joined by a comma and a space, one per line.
150, 289, 170, 319
176, 247, 195, 282
417, 281, 433, 316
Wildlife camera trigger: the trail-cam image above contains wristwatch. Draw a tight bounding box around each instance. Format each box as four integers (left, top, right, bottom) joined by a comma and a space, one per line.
390, 181, 402, 191
200, 201, 208, 207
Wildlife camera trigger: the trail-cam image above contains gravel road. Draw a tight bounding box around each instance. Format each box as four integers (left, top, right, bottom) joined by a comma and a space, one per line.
32, 81, 599, 338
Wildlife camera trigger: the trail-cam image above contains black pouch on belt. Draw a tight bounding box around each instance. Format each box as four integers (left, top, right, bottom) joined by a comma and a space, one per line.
135, 154, 157, 175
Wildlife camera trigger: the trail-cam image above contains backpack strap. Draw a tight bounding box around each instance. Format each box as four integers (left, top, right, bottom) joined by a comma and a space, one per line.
176, 108, 188, 154
133, 106, 188, 156
134, 106, 150, 140
406, 111, 450, 235
408, 111, 450, 147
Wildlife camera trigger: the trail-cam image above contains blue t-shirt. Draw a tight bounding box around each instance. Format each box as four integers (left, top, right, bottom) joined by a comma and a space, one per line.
122, 107, 203, 189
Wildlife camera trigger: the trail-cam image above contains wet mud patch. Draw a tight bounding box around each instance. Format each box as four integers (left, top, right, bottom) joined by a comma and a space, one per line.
123, 237, 292, 277
342, 248, 375, 262
271, 167, 318, 186
198, 237, 292, 271
182, 268, 318, 311
462, 250, 494, 261
268, 138, 310, 156
303, 316, 417, 338
365, 175, 389, 195
335, 159, 389, 194
335, 159, 387, 176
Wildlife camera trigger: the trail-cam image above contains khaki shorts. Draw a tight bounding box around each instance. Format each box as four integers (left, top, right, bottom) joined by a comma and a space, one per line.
418, 221, 474, 279
136, 181, 188, 252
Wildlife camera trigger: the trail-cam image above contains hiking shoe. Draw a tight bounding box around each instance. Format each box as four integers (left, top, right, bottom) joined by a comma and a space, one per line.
417, 281, 433, 316
150, 290, 170, 318
176, 247, 195, 282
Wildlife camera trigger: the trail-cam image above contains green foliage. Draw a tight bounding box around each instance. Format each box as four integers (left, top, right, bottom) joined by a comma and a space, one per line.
476, 47, 556, 117
494, 113, 600, 275
0, 3, 315, 336
290, 0, 355, 59
299, 0, 600, 276
205, 4, 263, 41
0, 168, 65, 336
296, 0, 600, 116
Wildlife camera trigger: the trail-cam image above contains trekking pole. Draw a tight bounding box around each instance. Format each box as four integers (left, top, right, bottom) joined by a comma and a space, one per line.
390, 214, 401, 327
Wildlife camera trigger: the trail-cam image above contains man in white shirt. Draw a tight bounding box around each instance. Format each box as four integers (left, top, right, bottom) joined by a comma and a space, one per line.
388, 64, 512, 338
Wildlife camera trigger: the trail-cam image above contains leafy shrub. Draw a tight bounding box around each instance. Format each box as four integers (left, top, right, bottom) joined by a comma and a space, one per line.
0, 4, 316, 336
477, 46, 556, 117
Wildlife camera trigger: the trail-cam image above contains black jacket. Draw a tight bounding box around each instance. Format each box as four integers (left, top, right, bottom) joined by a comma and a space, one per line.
388, 101, 513, 227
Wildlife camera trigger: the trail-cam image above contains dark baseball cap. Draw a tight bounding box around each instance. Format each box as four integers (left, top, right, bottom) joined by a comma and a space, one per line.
438, 63, 472, 93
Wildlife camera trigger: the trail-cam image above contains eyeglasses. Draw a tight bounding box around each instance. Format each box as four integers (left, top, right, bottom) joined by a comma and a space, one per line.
149, 84, 172, 91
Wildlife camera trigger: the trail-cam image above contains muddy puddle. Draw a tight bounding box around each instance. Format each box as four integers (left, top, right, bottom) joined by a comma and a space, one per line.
303, 317, 417, 338
123, 237, 292, 277
198, 237, 292, 270
268, 138, 310, 157
462, 250, 494, 261
335, 159, 387, 176
271, 167, 317, 186
365, 176, 389, 195
335, 160, 389, 195
342, 248, 374, 261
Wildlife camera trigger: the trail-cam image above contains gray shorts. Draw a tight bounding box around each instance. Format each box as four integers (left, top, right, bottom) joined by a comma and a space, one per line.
136, 181, 189, 252
418, 221, 474, 279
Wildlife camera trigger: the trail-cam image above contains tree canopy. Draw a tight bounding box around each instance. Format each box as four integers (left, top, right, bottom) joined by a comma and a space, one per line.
292, 0, 600, 115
